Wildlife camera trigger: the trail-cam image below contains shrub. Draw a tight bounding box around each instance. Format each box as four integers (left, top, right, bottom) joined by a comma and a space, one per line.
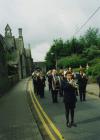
89, 58, 100, 66
58, 55, 87, 68
92, 63, 100, 76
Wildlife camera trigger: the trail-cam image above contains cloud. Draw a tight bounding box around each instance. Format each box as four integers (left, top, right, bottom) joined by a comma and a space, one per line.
31, 42, 50, 61
0, 0, 100, 61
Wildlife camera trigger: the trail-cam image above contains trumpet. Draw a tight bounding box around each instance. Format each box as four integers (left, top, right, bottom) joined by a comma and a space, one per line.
68, 79, 78, 88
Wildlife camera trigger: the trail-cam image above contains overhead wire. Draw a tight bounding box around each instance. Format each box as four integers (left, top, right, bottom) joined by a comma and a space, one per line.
74, 6, 100, 36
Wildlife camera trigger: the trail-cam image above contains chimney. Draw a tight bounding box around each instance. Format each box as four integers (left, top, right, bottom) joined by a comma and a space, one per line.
18, 28, 22, 38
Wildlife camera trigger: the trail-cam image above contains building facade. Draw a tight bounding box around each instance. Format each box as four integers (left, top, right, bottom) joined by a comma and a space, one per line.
34, 61, 46, 73
0, 35, 9, 95
0, 24, 33, 94
4, 24, 33, 79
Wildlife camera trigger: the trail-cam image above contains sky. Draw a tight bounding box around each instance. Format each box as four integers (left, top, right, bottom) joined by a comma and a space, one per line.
0, 0, 100, 61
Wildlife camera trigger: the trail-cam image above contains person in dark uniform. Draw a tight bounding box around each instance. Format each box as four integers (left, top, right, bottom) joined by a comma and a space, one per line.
47, 70, 53, 92
63, 71, 77, 127
51, 69, 61, 103
32, 73, 38, 94
59, 71, 64, 97
77, 70, 88, 101
36, 73, 41, 96
37, 73, 46, 98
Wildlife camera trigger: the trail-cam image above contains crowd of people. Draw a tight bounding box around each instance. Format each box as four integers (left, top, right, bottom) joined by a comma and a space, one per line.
32, 71, 46, 98
47, 68, 88, 102
32, 67, 89, 128
47, 67, 88, 127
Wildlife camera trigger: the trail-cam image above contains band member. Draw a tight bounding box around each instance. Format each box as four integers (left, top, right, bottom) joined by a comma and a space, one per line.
63, 71, 77, 127
37, 73, 46, 98
36, 73, 41, 96
47, 70, 53, 92
51, 69, 61, 103
77, 70, 88, 101
68, 67, 75, 79
32, 72, 38, 94
59, 71, 64, 97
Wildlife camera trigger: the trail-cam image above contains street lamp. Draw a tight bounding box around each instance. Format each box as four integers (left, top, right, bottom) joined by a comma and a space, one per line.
51, 52, 58, 70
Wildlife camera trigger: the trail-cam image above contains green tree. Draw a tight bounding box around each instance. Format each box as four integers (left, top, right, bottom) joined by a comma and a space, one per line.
45, 27, 100, 72
84, 27, 99, 48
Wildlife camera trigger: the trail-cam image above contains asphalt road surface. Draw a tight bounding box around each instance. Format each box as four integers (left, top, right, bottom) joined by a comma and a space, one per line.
37, 83, 100, 140
0, 78, 100, 140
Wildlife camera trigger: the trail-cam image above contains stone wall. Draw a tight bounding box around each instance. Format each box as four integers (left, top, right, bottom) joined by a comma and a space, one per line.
0, 35, 9, 95
34, 62, 46, 73
0, 35, 19, 95
5, 36, 16, 50
0, 25, 33, 95
8, 74, 19, 88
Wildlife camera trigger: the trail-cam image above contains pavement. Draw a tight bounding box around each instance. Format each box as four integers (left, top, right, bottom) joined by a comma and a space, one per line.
0, 79, 42, 140
37, 82, 100, 140
87, 83, 100, 97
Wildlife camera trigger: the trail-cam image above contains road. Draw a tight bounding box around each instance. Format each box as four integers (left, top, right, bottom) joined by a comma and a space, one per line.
0, 78, 100, 140
37, 82, 100, 140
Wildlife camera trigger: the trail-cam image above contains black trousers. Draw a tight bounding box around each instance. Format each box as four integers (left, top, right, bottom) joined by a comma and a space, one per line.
51, 90, 58, 103
64, 103, 75, 123
59, 88, 63, 97
48, 83, 52, 92
39, 87, 44, 98
79, 90, 86, 101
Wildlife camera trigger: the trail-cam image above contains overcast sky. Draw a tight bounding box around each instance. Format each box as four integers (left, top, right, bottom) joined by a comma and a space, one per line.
0, 0, 100, 61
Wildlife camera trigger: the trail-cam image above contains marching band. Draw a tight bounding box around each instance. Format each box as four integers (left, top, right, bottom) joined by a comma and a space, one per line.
32, 67, 88, 127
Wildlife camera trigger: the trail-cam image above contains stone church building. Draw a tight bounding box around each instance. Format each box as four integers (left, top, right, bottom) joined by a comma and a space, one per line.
0, 35, 9, 94
5, 24, 33, 79
0, 24, 33, 94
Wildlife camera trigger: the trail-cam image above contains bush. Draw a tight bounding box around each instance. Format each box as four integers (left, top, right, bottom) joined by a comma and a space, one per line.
89, 58, 100, 66
92, 63, 100, 76
58, 55, 87, 68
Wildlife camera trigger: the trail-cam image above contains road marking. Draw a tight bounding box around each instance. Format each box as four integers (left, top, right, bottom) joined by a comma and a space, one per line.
29, 80, 64, 140
28, 82, 56, 140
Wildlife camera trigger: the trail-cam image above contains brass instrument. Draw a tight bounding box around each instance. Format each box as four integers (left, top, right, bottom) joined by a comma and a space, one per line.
68, 79, 78, 89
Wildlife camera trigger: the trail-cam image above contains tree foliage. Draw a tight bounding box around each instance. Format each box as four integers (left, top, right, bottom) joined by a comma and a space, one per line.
58, 55, 87, 68
45, 27, 100, 73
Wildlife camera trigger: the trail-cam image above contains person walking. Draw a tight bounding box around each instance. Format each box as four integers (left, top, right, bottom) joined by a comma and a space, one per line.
59, 71, 64, 97
37, 72, 45, 98
32, 73, 38, 94
47, 70, 53, 92
77, 70, 88, 101
63, 71, 77, 128
51, 69, 61, 103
